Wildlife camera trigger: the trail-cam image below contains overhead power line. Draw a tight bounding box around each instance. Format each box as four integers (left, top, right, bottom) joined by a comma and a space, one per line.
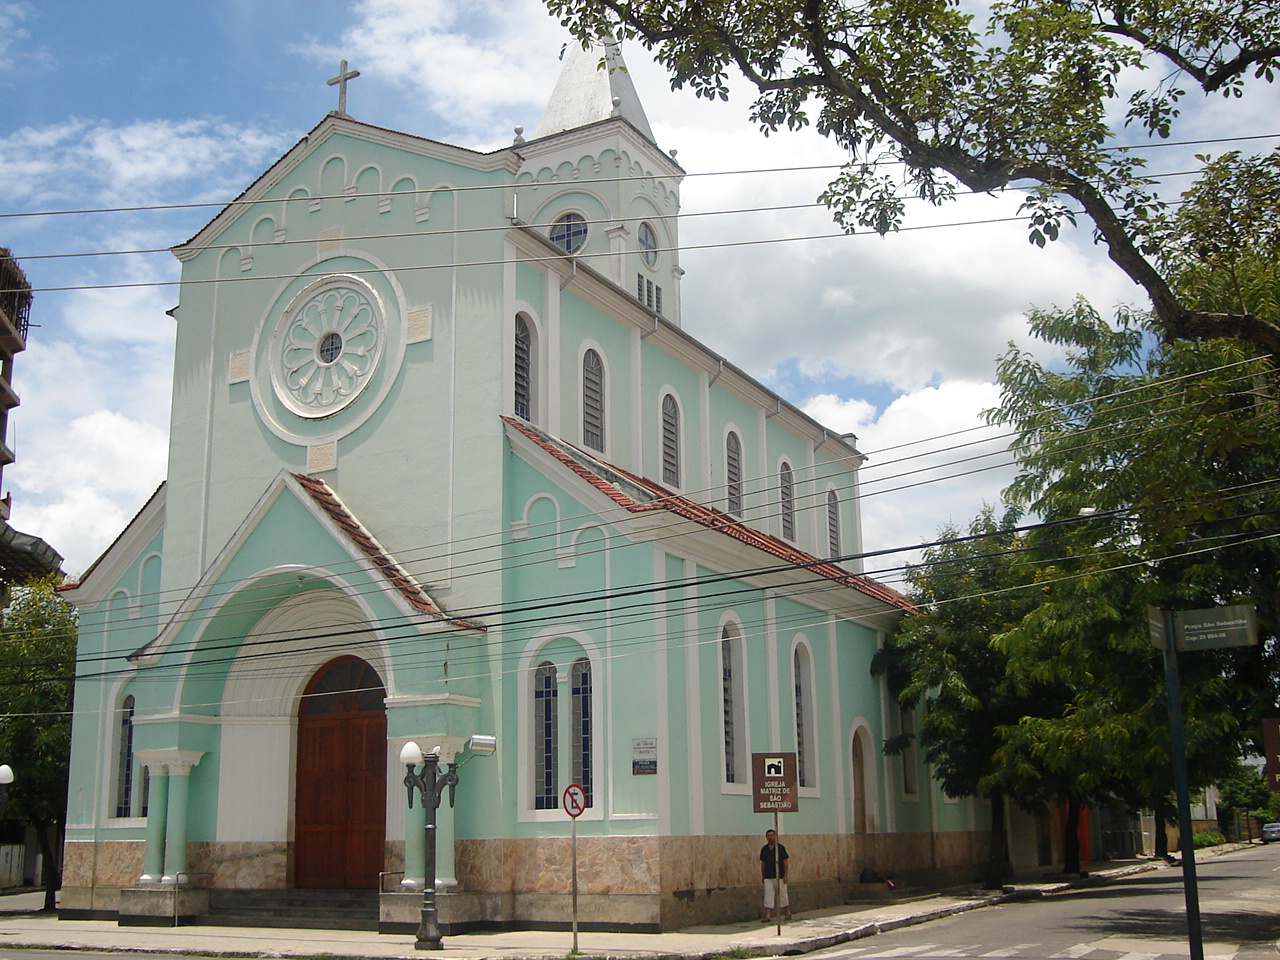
3, 130, 1276, 224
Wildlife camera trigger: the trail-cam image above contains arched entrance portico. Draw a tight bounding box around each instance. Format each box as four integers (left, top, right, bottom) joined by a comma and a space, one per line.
295, 656, 387, 889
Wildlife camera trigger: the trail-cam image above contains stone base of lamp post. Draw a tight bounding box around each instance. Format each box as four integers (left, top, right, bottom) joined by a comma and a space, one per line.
117, 885, 209, 927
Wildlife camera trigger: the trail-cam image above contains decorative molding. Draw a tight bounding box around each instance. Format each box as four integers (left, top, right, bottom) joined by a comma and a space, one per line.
228, 350, 250, 384
385, 693, 482, 710
406, 307, 432, 343
307, 442, 338, 473
317, 227, 342, 253
136, 749, 205, 777
268, 274, 385, 419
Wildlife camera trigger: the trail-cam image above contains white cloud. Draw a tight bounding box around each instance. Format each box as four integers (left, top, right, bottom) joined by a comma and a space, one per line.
9, 410, 167, 577
0, 2, 47, 74
0, 117, 292, 207
308, 0, 566, 144
804, 382, 1016, 569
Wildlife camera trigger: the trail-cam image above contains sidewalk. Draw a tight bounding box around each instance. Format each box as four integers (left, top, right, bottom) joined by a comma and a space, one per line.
0, 855, 1206, 960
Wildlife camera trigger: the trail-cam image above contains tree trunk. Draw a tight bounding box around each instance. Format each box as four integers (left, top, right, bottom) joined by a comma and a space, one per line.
1153, 805, 1170, 859
983, 790, 1012, 888
1063, 797, 1082, 875
33, 818, 59, 912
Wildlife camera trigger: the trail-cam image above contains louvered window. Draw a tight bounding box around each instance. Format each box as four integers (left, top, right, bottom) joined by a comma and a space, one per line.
780, 463, 795, 540
726, 432, 743, 515
794, 646, 815, 787
514, 315, 532, 420
636, 273, 663, 314
827, 490, 840, 559
722, 632, 738, 783
661, 394, 680, 486
534, 662, 558, 809
582, 349, 605, 451
571, 658, 593, 806
115, 696, 136, 817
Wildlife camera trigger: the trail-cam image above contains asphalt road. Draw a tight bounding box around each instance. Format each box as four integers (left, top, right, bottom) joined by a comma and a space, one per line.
814, 844, 1279, 960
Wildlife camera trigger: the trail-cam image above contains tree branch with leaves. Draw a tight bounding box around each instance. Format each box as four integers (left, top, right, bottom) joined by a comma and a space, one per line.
546, 0, 1280, 353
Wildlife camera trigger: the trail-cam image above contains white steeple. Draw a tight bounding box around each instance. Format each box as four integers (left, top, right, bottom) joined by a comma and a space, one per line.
533, 41, 655, 142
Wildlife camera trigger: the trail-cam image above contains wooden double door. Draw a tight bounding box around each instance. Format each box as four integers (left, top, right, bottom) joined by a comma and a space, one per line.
294, 657, 387, 889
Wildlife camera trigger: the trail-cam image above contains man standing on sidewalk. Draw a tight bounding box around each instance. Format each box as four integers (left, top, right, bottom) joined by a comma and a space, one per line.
760, 828, 791, 922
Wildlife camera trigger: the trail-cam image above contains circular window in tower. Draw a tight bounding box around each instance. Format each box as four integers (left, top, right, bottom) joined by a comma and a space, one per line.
550, 212, 588, 254
638, 221, 658, 268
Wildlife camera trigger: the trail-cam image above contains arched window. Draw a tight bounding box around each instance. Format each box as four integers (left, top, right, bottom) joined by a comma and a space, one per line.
793, 645, 816, 787
720, 624, 746, 784
661, 394, 680, 486
851, 731, 868, 834
571, 658, 593, 806
534, 662, 558, 809
115, 695, 136, 817
514, 314, 534, 421
827, 490, 841, 559
550, 212, 588, 254
780, 463, 795, 540
726, 432, 743, 515
899, 706, 919, 796
582, 349, 605, 452
638, 221, 658, 267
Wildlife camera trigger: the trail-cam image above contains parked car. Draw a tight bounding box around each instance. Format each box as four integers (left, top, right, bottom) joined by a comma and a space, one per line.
1263, 823, 1280, 843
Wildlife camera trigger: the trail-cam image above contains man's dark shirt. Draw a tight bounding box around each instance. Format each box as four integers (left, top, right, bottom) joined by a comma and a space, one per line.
760, 842, 789, 880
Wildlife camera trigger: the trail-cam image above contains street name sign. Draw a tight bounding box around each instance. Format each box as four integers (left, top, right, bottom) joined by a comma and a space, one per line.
1147, 603, 1257, 651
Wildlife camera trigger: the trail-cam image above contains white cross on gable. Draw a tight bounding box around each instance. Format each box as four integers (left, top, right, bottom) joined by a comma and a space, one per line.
327, 59, 361, 116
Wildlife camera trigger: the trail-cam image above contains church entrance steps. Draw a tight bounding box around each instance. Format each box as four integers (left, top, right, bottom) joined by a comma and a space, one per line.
203, 889, 379, 930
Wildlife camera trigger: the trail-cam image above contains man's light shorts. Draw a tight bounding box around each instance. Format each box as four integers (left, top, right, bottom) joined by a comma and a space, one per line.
763, 880, 789, 909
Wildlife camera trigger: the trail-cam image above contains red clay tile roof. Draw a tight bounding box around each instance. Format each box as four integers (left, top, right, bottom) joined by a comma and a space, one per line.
502, 417, 912, 612
292, 473, 485, 630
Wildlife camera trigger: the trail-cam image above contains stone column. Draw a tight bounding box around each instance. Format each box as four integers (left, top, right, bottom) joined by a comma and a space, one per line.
433, 738, 467, 890
139, 762, 169, 883
401, 790, 426, 888
436, 793, 458, 890
158, 752, 203, 884
606, 224, 630, 285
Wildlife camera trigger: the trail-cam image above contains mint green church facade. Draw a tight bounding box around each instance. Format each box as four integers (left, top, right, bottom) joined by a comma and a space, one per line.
60, 46, 986, 932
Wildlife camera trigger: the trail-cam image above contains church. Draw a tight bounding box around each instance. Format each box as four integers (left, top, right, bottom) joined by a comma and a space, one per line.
59, 44, 987, 932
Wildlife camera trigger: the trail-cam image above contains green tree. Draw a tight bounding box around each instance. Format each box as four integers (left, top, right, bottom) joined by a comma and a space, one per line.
0, 574, 76, 911
546, 0, 1280, 352
990, 301, 1277, 854
882, 505, 1047, 886
1217, 763, 1271, 826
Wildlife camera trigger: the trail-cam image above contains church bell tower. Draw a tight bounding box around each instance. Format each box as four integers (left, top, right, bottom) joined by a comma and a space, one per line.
514, 42, 685, 326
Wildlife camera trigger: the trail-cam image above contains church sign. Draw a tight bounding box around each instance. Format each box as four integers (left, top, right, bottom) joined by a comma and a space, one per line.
752, 752, 799, 813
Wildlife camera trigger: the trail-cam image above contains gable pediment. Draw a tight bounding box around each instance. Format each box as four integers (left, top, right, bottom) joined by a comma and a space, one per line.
130, 470, 480, 663
172, 114, 521, 262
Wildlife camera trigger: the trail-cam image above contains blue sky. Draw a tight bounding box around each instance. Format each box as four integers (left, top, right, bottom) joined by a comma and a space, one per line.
2, 0, 1274, 578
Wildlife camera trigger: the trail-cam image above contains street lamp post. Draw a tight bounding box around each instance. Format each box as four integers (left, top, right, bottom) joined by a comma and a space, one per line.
0, 765, 12, 820
399, 736, 496, 951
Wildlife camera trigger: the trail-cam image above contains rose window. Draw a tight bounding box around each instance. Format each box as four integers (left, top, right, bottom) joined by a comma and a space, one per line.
271, 277, 385, 418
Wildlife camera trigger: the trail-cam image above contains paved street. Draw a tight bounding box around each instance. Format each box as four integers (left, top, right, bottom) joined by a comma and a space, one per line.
0, 844, 1272, 958
810, 844, 1280, 960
